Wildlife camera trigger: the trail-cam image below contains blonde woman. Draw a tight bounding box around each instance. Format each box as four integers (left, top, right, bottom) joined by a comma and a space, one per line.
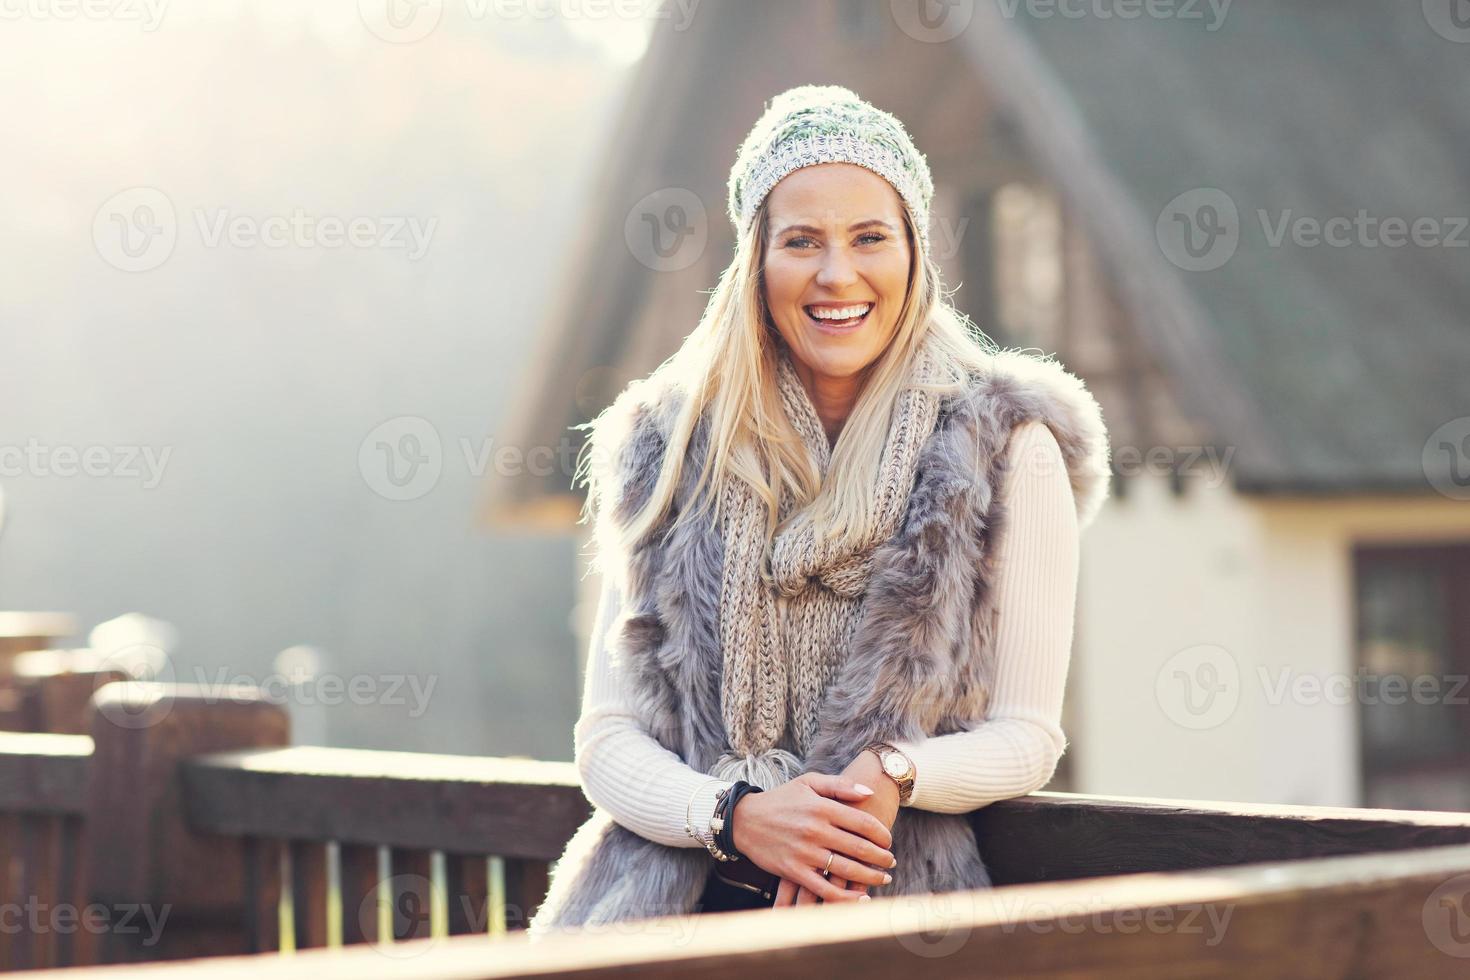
530, 85, 1110, 931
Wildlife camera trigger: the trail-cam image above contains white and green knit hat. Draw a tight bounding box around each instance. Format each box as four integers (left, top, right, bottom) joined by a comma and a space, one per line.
727, 84, 936, 252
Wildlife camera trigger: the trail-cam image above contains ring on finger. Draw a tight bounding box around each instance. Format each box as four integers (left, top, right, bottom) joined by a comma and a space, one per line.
822, 852, 835, 878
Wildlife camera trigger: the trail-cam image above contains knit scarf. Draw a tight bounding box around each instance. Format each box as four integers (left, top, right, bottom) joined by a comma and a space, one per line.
710, 333, 942, 789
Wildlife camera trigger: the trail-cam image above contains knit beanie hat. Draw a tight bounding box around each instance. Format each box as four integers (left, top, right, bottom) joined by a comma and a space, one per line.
727, 84, 936, 253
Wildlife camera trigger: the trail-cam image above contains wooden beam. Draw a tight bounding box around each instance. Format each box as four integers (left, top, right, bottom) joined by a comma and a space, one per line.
0, 733, 92, 813
975, 791, 1470, 885
181, 748, 588, 860
26, 842, 1470, 979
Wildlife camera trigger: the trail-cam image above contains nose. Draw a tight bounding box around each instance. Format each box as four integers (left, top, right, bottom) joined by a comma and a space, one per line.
815, 244, 859, 291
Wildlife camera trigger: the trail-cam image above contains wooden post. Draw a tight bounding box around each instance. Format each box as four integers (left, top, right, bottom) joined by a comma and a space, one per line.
79, 682, 289, 964
0, 613, 78, 731
7, 651, 128, 734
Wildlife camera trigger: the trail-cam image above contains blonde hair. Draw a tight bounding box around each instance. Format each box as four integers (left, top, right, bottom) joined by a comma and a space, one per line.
575, 197, 999, 582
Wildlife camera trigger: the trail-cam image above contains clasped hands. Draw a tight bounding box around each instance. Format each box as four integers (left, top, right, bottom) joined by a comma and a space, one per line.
728, 749, 899, 907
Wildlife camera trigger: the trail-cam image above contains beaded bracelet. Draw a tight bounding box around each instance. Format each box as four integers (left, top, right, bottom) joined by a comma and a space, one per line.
684, 778, 736, 861
704, 784, 741, 862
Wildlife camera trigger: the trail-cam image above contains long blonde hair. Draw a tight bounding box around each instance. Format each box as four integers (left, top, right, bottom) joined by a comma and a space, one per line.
575, 197, 999, 578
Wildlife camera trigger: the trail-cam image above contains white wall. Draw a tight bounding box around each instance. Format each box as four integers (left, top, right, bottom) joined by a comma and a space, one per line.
1076, 467, 1470, 807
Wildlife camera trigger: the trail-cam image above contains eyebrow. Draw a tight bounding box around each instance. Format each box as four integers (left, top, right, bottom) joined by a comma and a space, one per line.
771, 218, 899, 238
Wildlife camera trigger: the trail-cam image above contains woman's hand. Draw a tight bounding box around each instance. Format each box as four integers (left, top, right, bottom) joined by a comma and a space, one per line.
778, 750, 900, 906
730, 772, 896, 903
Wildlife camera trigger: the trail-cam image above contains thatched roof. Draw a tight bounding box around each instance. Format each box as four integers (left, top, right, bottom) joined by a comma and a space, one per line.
984, 1, 1470, 492
489, 1, 1470, 523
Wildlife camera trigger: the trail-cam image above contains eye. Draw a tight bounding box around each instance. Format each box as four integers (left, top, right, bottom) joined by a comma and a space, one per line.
783, 236, 817, 249
857, 232, 886, 245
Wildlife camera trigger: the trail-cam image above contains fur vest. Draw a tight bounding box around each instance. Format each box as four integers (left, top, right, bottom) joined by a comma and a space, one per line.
528, 348, 1110, 935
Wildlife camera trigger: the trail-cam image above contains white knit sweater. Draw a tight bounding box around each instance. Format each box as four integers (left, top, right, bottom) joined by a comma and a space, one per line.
573, 419, 1079, 847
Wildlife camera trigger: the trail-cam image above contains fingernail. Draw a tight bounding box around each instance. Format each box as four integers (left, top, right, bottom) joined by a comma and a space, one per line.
882, 873, 893, 885
854, 783, 875, 795
859, 894, 871, 901
889, 857, 898, 869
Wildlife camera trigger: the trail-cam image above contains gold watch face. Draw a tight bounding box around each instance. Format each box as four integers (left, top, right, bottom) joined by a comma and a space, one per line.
883, 752, 912, 780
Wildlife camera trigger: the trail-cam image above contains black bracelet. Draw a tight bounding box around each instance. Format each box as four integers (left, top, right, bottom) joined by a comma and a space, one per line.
715, 780, 763, 859
714, 781, 746, 858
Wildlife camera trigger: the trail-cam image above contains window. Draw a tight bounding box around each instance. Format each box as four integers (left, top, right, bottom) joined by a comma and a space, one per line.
966, 182, 1063, 351
1354, 542, 1470, 811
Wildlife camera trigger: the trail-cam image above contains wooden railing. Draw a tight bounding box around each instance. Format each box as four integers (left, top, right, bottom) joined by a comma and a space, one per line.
180, 747, 590, 948
23, 842, 1470, 979
3, 673, 1470, 976
0, 678, 596, 970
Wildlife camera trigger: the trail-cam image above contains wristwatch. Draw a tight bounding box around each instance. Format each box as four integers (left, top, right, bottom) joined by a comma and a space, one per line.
863, 741, 916, 806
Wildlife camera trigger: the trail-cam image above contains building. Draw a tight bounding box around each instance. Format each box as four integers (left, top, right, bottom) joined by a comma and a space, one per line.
490, 1, 1470, 810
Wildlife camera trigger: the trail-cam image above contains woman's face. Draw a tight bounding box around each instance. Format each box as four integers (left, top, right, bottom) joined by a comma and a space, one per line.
762, 163, 912, 388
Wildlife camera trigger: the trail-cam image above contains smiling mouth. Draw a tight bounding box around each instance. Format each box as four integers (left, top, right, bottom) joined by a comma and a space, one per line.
804, 302, 873, 333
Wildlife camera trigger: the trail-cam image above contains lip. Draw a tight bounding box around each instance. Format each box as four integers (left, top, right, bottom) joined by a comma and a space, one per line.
803, 302, 874, 336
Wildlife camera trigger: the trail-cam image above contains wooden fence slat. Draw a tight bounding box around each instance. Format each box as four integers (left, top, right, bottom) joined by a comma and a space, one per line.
60, 813, 97, 968
337, 843, 380, 946
0, 812, 18, 969
14, 814, 65, 970
240, 837, 283, 955
13, 815, 38, 969
501, 858, 549, 933
288, 840, 329, 950
446, 853, 489, 935
390, 848, 433, 942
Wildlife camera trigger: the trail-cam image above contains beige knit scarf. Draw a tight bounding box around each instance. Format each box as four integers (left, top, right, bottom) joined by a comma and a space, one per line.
710, 333, 943, 789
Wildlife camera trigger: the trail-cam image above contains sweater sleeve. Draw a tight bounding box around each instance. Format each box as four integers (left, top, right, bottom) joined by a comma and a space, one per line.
889, 419, 1080, 813
573, 576, 732, 847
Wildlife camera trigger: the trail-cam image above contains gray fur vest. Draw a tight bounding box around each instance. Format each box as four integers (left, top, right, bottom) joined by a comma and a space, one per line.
529, 349, 1110, 935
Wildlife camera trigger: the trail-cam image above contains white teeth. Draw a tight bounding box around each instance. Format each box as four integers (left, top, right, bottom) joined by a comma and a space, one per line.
807, 303, 872, 321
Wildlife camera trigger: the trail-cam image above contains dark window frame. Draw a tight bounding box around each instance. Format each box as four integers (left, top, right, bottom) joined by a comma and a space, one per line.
1352, 541, 1470, 809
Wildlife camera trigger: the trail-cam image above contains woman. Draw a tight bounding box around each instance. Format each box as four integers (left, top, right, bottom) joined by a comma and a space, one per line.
529, 85, 1110, 932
